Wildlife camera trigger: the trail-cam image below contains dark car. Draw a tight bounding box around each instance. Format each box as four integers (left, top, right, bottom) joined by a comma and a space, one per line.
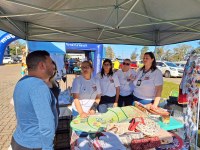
13, 56, 22, 63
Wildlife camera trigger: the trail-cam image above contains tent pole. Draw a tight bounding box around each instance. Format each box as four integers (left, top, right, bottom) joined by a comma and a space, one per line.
117, 17, 200, 30
119, 8, 200, 33
32, 24, 96, 41
101, 30, 152, 42
30, 29, 99, 38
97, 7, 115, 41
116, 0, 140, 28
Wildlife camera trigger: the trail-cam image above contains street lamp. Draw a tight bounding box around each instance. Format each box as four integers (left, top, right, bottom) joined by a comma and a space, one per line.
15, 46, 19, 56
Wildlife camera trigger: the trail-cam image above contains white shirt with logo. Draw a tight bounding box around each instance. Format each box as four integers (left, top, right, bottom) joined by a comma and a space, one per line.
71, 75, 101, 113
116, 69, 137, 96
96, 73, 120, 97
133, 68, 163, 100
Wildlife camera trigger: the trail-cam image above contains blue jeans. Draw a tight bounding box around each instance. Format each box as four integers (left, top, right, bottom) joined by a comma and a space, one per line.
133, 95, 154, 105
72, 109, 79, 117
98, 103, 114, 113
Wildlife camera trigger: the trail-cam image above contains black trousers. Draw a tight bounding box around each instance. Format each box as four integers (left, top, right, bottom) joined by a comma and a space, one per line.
11, 137, 42, 150
118, 94, 133, 107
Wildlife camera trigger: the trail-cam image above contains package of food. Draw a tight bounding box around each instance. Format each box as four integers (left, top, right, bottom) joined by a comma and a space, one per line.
131, 136, 161, 150
161, 115, 170, 124
148, 107, 169, 116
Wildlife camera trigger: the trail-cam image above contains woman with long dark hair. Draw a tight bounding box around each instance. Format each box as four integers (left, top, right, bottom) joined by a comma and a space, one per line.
133, 52, 163, 108
45, 61, 61, 116
96, 59, 120, 113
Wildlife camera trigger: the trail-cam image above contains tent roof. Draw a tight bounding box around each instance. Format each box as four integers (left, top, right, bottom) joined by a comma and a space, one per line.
1, 0, 200, 46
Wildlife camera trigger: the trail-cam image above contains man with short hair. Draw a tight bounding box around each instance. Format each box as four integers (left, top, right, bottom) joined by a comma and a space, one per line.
11, 50, 58, 150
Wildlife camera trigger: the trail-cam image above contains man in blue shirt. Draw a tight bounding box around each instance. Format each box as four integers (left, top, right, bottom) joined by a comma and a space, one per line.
11, 50, 58, 150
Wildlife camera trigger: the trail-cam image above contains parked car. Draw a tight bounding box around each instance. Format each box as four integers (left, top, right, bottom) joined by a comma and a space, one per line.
3, 57, 14, 64
13, 56, 22, 63
174, 61, 187, 69
156, 61, 184, 78
119, 61, 138, 70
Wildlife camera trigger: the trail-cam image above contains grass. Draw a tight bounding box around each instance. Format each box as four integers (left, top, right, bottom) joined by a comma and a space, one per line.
162, 81, 179, 99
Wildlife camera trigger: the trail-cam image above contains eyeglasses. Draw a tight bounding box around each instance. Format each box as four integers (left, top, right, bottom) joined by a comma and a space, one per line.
103, 63, 111, 66
123, 62, 130, 66
81, 66, 90, 70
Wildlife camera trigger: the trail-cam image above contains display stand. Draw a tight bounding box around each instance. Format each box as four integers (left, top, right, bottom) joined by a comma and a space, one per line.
179, 50, 200, 149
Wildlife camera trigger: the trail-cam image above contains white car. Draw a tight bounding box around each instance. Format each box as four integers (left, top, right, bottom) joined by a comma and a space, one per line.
174, 61, 186, 69
156, 61, 184, 78
3, 57, 14, 64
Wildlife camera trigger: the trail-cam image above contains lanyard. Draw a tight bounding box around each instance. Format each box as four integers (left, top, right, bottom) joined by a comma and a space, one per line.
136, 69, 150, 86
139, 69, 150, 80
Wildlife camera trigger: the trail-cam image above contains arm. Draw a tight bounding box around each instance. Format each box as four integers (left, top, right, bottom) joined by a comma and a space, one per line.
153, 85, 163, 108
95, 94, 101, 104
73, 93, 88, 118
131, 69, 137, 81
30, 84, 56, 150
88, 79, 101, 115
152, 69, 163, 108
71, 77, 87, 118
114, 87, 120, 107
88, 94, 101, 115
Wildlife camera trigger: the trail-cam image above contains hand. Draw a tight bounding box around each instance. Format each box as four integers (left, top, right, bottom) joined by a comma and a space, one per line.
150, 103, 158, 110
129, 74, 136, 81
145, 103, 152, 109
80, 112, 88, 118
113, 102, 118, 107
88, 109, 96, 115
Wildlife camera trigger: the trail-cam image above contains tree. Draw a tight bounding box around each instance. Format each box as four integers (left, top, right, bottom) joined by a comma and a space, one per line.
140, 46, 149, 60
9, 40, 26, 56
105, 46, 115, 59
163, 49, 172, 61
171, 44, 192, 61
155, 46, 165, 60
130, 49, 138, 60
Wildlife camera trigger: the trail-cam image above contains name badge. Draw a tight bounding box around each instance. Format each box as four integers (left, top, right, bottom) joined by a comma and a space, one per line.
144, 77, 150, 80
137, 79, 141, 86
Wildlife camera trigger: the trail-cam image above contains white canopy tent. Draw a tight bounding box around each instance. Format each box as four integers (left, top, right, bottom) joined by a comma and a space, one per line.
0, 0, 200, 46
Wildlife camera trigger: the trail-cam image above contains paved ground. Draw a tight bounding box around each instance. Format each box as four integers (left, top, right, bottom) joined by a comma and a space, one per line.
0, 64, 76, 150
0, 64, 182, 150
0, 64, 20, 150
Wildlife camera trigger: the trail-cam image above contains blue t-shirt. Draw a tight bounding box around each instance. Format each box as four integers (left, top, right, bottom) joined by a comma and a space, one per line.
13, 76, 58, 149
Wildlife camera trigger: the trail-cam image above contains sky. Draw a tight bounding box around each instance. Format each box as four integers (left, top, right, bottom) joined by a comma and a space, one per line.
0, 30, 199, 59
104, 40, 200, 59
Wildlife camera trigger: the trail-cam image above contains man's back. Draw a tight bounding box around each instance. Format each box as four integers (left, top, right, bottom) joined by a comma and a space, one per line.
13, 76, 57, 149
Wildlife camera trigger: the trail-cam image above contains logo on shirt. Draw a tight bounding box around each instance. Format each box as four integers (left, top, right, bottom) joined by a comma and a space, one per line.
110, 77, 114, 83
144, 76, 150, 80
81, 86, 87, 93
92, 85, 97, 91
